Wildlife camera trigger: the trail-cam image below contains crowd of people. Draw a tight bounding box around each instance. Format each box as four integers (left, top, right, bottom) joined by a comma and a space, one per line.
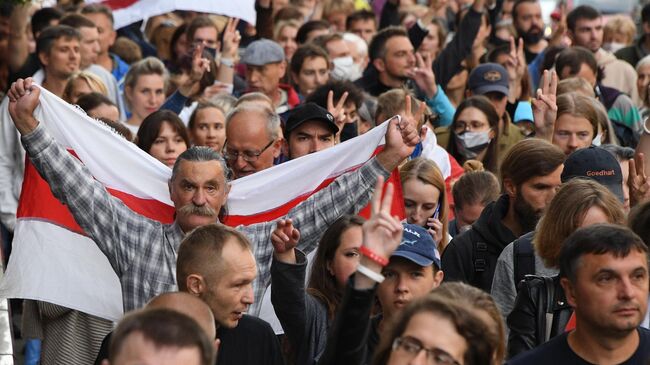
1, 0, 650, 363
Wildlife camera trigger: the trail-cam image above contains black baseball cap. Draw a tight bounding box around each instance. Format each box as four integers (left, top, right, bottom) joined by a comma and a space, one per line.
561, 146, 624, 202
284, 102, 338, 137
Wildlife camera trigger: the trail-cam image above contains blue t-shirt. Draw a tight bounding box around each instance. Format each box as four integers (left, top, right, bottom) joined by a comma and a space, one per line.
508, 327, 650, 365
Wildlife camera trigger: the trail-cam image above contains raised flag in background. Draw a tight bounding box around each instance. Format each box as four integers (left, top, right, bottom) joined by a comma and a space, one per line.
86, 0, 257, 29
0, 85, 403, 321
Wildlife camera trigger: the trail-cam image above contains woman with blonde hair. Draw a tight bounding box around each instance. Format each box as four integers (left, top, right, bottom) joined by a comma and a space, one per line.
123, 57, 169, 134
62, 71, 108, 104
400, 158, 450, 252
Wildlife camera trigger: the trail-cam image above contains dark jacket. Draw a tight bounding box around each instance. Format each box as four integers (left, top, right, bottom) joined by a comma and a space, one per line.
506, 275, 573, 359
615, 35, 649, 68
441, 194, 519, 292
317, 275, 377, 365
271, 250, 330, 365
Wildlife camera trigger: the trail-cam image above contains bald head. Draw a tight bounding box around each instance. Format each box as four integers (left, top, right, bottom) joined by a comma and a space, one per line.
147, 292, 216, 339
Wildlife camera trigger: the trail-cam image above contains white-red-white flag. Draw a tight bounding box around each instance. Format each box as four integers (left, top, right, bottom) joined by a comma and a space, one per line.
0, 86, 403, 321
86, 0, 256, 29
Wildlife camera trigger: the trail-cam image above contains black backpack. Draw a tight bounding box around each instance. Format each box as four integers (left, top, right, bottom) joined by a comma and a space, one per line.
513, 237, 535, 289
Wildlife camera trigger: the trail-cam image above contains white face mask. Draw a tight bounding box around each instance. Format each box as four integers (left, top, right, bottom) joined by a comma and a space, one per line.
603, 42, 626, 53
592, 133, 602, 146
331, 56, 362, 81
454, 130, 491, 159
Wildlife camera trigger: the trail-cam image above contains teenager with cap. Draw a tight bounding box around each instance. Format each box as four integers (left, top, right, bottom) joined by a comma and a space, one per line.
241, 38, 300, 113
316, 193, 445, 365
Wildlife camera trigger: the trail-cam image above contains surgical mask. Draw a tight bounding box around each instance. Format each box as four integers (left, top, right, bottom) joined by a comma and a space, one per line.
454, 130, 491, 159
331, 56, 362, 81
603, 42, 626, 53
592, 133, 602, 146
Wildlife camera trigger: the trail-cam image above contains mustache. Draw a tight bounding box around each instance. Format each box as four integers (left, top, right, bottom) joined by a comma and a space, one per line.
177, 203, 217, 217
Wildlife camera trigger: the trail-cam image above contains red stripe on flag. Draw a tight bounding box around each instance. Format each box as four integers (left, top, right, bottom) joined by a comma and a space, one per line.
223, 168, 405, 226
17, 158, 174, 236
99, 0, 140, 10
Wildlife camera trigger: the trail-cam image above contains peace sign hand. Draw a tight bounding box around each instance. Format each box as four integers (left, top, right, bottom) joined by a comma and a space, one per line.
221, 18, 241, 59
407, 52, 438, 100
362, 176, 403, 263
327, 90, 349, 142
178, 44, 211, 97
532, 70, 558, 141
629, 153, 650, 207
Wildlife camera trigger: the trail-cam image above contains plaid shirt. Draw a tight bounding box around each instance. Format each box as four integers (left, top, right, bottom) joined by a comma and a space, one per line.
23, 123, 389, 315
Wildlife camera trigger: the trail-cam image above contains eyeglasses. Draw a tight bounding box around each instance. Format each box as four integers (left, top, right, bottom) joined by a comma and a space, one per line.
223, 140, 275, 162
392, 337, 461, 365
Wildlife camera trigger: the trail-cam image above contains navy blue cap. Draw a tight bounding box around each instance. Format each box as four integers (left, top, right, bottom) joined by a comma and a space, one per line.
468, 63, 509, 96
561, 146, 624, 203
391, 224, 441, 268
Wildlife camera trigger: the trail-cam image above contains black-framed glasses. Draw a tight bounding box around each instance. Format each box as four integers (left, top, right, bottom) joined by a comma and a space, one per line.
223, 140, 275, 162
392, 336, 461, 365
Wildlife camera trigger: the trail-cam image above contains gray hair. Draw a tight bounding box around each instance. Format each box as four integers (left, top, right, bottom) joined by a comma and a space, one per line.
343, 32, 368, 58
226, 103, 281, 140
171, 146, 231, 183
637, 55, 650, 72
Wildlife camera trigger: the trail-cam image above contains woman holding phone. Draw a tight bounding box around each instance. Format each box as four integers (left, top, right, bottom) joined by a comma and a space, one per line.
400, 158, 450, 252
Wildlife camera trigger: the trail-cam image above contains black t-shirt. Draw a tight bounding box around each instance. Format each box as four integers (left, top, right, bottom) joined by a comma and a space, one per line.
508, 328, 650, 365
524, 48, 540, 65
216, 314, 285, 365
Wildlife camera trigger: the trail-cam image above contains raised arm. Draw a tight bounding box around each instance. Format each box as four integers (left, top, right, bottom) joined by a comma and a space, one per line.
7, 78, 158, 276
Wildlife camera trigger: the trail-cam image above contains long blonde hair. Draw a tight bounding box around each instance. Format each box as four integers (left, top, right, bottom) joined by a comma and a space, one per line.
400, 158, 449, 250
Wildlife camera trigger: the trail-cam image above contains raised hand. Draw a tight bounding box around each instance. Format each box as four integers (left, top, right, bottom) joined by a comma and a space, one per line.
220, 18, 241, 59
407, 52, 438, 100
361, 176, 403, 266
178, 44, 211, 97
327, 90, 349, 142
377, 94, 427, 171
271, 218, 301, 263
7, 78, 41, 135
506, 36, 526, 83
532, 70, 558, 141
629, 153, 650, 207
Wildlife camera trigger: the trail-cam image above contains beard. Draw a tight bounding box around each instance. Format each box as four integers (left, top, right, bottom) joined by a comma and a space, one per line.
513, 190, 542, 233
519, 26, 544, 45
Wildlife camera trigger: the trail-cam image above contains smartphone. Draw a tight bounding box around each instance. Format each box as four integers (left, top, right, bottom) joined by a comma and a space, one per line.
424, 204, 441, 229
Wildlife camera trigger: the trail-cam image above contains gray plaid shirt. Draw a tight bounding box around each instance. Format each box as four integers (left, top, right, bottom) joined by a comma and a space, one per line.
22, 123, 389, 315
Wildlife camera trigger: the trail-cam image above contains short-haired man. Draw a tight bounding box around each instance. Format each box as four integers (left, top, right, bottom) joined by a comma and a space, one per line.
177, 224, 284, 365
512, 0, 547, 63
58, 14, 121, 110
616, 3, 650, 67
567, 5, 639, 103
242, 39, 300, 113
555, 47, 641, 139
186, 15, 219, 51
313, 33, 362, 82
103, 309, 215, 365
509, 224, 650, 364
283, 102, 338, 160
290, 44, 330, 98
442, 138, 566, 292
356, 26, 416, 97
81, 4, 129, 82
7, 76, 422, 316
346, 10, 377, 44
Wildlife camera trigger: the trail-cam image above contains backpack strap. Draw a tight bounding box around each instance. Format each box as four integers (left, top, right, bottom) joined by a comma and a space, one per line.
513, 238, 535, 289
543, 276, 556, 343
474, 241, 488, 273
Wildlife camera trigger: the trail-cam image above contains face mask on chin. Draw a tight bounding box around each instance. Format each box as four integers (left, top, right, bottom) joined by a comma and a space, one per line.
592, 132, 602, 146
331, 56, 362, 81
454, 130, 492, 159
603, 42, 626, 53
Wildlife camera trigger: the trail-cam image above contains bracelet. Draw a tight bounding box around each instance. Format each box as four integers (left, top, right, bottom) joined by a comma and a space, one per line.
360, 246, 389, 267
221, 57, 235, 68
357, 264, 385, 283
